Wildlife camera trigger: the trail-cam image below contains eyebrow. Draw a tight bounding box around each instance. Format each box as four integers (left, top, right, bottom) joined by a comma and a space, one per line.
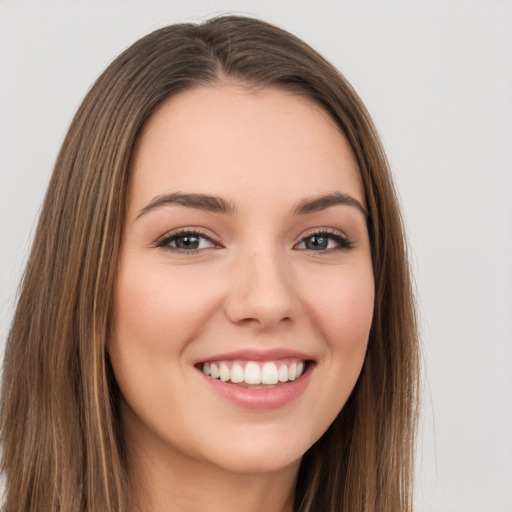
136, 192, 236, 218
136, 191, 368, 219
292, 192, 368, 218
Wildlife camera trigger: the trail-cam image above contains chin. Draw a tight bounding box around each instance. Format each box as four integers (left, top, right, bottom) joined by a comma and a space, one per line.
197, 426, 315, 476
211, 449, 303, 476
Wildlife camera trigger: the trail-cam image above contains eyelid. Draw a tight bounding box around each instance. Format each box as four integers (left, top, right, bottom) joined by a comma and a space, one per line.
294, 227, 354, 251
155, 227, 223, 251
154, 226, 353, 253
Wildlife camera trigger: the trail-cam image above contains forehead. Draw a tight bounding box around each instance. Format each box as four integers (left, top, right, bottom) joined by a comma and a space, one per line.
129, 85, 364, 213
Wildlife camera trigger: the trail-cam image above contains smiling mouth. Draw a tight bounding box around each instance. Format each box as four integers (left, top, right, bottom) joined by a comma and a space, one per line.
196, 358, 310, 387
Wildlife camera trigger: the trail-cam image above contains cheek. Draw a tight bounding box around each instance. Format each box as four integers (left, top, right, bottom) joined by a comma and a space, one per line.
111, 262, 220, 356
301, 265, 374, 356
108, 263, 224, 436
294, 264, 374, 440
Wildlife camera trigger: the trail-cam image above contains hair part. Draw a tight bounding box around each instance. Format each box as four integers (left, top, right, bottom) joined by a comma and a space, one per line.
1, 15, 419, 512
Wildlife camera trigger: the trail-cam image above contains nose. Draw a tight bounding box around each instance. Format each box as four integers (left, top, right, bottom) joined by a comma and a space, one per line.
224, 248, 299, 330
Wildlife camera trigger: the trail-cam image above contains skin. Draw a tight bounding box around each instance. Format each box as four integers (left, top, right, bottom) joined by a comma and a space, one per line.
109, 84, 375, 512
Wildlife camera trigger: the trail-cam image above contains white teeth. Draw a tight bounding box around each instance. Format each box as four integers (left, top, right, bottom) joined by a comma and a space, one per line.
278, 364, 288, 382
231, 363, 244, 383
244, 362, 262, 384
210, 363, 220, 379
219, 362, 230, 382
288, 363, 297, 381
261, 362, 278, 385
201, 359, 308, 385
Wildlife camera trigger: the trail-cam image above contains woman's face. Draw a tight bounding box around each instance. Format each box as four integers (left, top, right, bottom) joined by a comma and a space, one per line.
109, 85, 374, 476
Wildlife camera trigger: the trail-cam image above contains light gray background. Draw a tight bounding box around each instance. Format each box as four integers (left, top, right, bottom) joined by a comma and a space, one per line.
1, 1, 511, 511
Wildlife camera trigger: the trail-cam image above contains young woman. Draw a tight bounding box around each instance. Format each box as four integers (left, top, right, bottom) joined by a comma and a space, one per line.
1, 15, 419, 512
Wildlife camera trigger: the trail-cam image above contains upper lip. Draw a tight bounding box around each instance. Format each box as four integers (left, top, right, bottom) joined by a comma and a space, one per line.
194, 348, 315, 364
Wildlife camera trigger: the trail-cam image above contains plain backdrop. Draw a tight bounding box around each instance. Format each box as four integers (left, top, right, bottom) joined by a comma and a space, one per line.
0, 1, 511, 511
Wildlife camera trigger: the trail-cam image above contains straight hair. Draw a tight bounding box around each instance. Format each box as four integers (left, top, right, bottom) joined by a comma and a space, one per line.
1, 15, 419, 512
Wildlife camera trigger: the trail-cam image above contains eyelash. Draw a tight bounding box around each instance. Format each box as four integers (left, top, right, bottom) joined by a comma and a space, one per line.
156, 228, 354, 253
156, 228, 221, 252
295, 228, 354, 252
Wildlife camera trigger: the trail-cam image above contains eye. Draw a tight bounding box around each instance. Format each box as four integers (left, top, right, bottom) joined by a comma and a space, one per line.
295, 230, 353, 251
156, 229, 219, 252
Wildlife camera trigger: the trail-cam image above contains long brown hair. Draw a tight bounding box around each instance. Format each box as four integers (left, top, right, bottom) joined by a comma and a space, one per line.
1, 15, 419, 512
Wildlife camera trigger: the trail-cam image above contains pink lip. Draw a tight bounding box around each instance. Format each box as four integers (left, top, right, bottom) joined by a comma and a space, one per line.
196, 353, 314, 410
193, 348, 314, 365
199, 370, 312, 410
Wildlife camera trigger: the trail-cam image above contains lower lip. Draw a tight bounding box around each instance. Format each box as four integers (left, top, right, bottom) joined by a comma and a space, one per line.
198, 365, 313, 410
